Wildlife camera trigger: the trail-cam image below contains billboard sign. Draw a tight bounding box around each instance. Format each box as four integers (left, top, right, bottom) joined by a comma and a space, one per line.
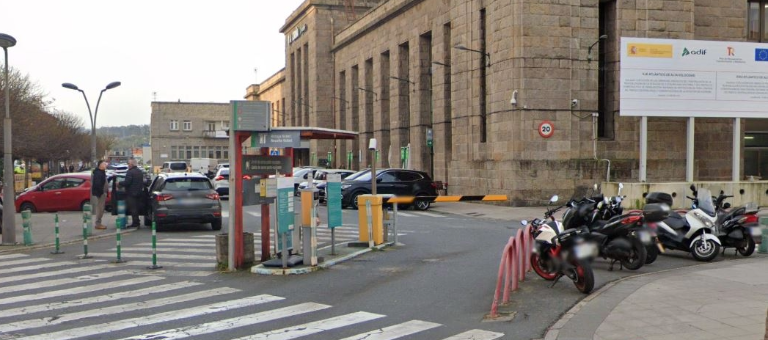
620, 38, 768, 118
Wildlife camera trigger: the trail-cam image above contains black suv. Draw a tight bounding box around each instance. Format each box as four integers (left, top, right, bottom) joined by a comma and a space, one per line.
340, 169, 438, 210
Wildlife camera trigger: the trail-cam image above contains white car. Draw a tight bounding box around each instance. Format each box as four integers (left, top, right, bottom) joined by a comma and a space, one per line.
213, 168, 229, 198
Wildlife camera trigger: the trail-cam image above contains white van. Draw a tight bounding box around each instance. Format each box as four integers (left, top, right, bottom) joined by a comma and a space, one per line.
161, 161, 188, 173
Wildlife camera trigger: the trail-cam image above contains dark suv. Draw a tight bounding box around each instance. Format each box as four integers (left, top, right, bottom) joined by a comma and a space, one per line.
145, 173, 222, 230
340, 169, 438, 210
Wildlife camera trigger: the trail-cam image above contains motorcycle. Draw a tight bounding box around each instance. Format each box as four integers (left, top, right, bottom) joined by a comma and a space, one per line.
647, 185, 722, 261
712, 193, 760, 256
522, 195, 597, 294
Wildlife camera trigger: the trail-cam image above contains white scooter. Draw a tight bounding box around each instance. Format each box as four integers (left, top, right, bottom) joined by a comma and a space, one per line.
649, 185, 722, 261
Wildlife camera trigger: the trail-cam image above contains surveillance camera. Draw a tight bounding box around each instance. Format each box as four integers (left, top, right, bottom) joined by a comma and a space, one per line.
571, 99, 578, 108
510, 90, 518, 106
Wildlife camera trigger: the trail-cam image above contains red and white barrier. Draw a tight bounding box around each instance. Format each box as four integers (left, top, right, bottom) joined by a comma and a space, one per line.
488, 224, 535, 318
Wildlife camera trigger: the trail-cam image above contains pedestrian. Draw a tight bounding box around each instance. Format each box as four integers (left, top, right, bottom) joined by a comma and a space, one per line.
119, 158, 144, 228
91, 160, 108, 230
68, 165, 74, 173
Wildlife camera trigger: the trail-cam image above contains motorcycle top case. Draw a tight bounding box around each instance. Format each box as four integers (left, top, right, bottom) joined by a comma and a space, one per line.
643, 203, 670, 223
645, 192, 673, 207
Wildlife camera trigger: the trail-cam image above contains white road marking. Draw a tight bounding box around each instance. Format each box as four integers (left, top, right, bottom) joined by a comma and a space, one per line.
0, 257, 49, 268
157, 238, 213, 243
397, 212, 416, 217
0, 287, 240, 333
0, 264, 112, 284
192, 235, 217, 238
117, 262, 216, 269
87, 252, 215, 261
233, 311, 385, 340
413, 211, 444, 218
20, 294, 284, 340
111, 247, 213, 254
121, 302, 330, 340
340, 320, 442, 340
135, 242, 216, 248
1, 261, 74, 274
0, 281, 203, 319
0, 276, 164, 306
442, 329, 505, 340
0, 253, 28, 260
0, 271, 126, 295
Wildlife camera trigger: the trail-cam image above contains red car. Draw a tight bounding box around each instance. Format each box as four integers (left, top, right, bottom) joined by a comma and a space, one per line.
14, 173, 104, 212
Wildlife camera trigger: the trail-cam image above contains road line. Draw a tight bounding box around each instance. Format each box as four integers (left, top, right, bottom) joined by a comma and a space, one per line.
1, 261, 74, 274
0, 271, 126, 295
110, 247, 213, 254
397, 212, 416, 217
0, 287, 240, 333
0, 276, 164, 306
413, 212, 444, 218
339, 320, 441, 340
233, 311, 385, 340
0, 281, 204, 319
191, 235, 216, 238
20, 294, 284, 340
442, 329, 505, 340
87, 252, 215, 261
135, 242, 216, 248
157, 238, 213, 243
0, 257, 49, 268
0, 253, 28, 260
118, 262, 216, 269
0, 264, 113, 284
121, 302, 330, 340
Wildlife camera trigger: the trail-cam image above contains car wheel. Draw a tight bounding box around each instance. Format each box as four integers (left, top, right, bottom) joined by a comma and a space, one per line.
20, 202, 36, 213
351, 191, 365, 210
414, 193, 431, 211
211, 219, 222, 231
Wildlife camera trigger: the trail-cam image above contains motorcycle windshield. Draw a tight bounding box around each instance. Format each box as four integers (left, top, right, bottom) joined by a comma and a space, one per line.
697, 188, 716, 217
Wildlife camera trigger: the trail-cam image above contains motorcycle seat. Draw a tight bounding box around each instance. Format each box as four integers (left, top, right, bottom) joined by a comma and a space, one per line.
664, 212, 687, 230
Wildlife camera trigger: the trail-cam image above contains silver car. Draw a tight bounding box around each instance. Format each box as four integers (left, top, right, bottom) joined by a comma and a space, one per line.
213, 168, 229, 197
145, 173, 222, 230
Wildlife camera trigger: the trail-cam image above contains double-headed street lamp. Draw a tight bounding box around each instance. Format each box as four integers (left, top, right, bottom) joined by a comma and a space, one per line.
62, 81, 121, 165
0, 33, 16, 245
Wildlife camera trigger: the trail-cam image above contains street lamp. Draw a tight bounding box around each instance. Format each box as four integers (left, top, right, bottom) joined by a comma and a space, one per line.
454, 44, 491, 67
0, 33, 16, 245
587, 35, 608, 63
61, 81, 122, 165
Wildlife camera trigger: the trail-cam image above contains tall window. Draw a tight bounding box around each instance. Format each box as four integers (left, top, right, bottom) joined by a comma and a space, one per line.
748, 0, 768, 42
206, 121, 216, 131
479, 8, 487, 143
170, 120, 179, 131
182, 120, 192, 131
186, 146, 192, 159
171, 146, 178, 159
598, 0, 616, 139
216, 147, 222, 159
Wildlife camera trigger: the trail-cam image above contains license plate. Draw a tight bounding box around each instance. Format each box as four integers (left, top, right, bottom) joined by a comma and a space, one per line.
750, 227, 762, 237
638, 231, 652, 244
574, 243, 596, 259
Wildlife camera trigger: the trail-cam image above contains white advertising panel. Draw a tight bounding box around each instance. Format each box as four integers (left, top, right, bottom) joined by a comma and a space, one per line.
620, 37, 768, 118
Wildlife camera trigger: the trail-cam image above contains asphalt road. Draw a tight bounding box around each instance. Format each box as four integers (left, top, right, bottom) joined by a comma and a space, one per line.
0, 199, 755, 340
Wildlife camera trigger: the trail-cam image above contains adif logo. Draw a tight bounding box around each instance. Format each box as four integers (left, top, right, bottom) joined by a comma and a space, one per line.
727, 47, 735, 56
682, 48, 706, 56
259, 134, 267, 145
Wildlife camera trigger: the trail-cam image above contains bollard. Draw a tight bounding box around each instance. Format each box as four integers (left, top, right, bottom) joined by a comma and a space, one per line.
81, 214, 91, 259
113, 218, 125, 263
83, 203, 93, 236
759, 228, 768, 254
51, 213, 64, 254
21, 210, 33, 246
117, 200, 126, 229
147, 221, 162, 269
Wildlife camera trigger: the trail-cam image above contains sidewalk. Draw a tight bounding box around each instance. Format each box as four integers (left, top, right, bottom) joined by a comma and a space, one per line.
0, 211, 126, 253
546, 256, 768, 340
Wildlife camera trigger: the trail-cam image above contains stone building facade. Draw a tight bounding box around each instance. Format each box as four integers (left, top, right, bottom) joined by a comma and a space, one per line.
150, 102, 231, 168
245, 69, 286, 128
268, 0, 761, 205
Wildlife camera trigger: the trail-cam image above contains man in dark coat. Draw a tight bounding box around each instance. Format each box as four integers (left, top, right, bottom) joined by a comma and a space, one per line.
119, 158, 144, 228
91, 161, 108, 230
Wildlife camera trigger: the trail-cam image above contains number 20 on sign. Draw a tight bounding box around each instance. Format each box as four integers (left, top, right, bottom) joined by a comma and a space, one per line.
538, 121, 554, 138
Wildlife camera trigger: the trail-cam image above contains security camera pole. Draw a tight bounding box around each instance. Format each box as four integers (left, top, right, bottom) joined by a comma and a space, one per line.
369, 138, 377, 195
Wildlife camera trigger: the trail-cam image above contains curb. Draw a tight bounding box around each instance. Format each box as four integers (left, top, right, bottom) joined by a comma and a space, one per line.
0, 228, 139, 254
541, 258, 751, 340
251, 242, 392, 275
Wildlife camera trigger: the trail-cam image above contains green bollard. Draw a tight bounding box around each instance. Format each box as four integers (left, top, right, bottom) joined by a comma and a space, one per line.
51, 213, 64, 254
81, 214, 91, 259
83, 203, 93, 236
114, 218, 125, 263
759, 228, 768, 254
117, 200, 126, 228
147, 221, 162, 270
21, 210, 33, 246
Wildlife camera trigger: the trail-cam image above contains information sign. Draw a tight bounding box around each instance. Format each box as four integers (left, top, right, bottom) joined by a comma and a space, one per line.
242, 155, 292, 176
326, 174, 343, 228
276, 177, 294, 251
231, 100, 270, 131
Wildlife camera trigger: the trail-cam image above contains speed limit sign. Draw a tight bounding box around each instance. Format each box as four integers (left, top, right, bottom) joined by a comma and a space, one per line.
538, 121, 554, 138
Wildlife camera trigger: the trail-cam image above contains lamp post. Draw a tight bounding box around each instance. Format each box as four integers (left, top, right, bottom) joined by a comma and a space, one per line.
454, 45, 491, 67
0, 33, 16, 245
587, 35, 608, 63
62, 81, 121, 165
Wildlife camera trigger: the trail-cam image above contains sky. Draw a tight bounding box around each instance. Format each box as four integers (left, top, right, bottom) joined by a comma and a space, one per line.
1, 0, 304, 127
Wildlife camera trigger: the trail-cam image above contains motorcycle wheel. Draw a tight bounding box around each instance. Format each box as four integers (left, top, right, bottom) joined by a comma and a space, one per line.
737, 237, 756, 257
530, 253, 557, 281
572, 260, 594, 294
691, 238, 720, 262
645, 244, 658, 265
620, 237, 647, 270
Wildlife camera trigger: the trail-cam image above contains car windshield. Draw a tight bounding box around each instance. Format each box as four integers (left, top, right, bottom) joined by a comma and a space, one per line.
697, 188, 716, 216
353, 171, 383, 182
162, 178, 212, 191
220, 169, 229, 176
345, 170, 370, 181
170, 163, 187, 171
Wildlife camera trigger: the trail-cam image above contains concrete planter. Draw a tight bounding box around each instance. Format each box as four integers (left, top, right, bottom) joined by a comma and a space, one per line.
215, 232, 255, 268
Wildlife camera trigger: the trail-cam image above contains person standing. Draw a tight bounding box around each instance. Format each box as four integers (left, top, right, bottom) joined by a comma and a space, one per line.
92, 161, 109, 230
119, 158, 144, 228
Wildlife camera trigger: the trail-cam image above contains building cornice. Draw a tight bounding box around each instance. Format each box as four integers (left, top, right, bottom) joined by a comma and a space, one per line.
332, 0, 424, 52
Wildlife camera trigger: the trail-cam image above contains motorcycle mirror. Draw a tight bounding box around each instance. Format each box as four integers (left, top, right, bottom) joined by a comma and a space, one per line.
690, 184, 696, 192
593, 183, 598, 191
520, 220, 528, 226
550, 195, 559, 203
723, 203, 731, 209
720, 190, 724, 195
618, 182, 624, 195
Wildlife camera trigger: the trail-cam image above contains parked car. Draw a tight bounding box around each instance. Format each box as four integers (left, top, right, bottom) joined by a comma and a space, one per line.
293, 167, 319, 195
298, 169, 356, 190
161, 161, 188, 173
340, 169, 438, 210
216, 163, 229, 171
144, 173, 222, 230
15, 173, 97, 212
108, 164, 128, 175
108, 172, 150, 216
213, 168, 229, 197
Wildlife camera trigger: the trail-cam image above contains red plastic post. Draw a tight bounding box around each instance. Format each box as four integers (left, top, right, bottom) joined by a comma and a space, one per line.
260, 147, 270, 262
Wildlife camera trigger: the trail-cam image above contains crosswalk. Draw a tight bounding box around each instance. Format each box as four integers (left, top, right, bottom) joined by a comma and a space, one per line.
0, 254, 505, 340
